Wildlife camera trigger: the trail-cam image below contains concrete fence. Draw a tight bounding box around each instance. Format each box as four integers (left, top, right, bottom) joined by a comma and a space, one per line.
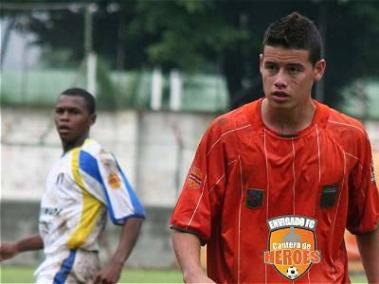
1, 107, 213, 205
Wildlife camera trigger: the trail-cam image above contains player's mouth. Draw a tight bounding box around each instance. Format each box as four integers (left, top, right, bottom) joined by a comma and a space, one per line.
271, 91, 290, 102
57, 125, 71, 135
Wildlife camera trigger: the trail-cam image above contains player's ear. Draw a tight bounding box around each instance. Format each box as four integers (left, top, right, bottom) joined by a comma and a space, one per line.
259, 53, 264, 74
313, 59, 326, 82
90, 113, 96, 125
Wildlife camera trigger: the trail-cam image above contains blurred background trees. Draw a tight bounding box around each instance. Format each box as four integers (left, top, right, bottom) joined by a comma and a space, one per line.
1, 2, 378, 274
1, 0, 379, 110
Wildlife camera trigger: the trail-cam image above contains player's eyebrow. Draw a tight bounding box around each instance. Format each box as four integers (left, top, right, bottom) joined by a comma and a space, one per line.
264, 60, 278, 65
55, 106, 82, 112
286, 63, 305, 69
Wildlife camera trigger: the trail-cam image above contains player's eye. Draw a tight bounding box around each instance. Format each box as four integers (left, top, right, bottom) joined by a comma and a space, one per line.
265, 63, 278, 73
55, 108, 64, 114
287, 65, 303, 74
69, 109, 81, 115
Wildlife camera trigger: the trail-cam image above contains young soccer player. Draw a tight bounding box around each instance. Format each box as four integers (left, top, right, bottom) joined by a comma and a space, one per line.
0, 88, 145, 284
170, 12, 379, 283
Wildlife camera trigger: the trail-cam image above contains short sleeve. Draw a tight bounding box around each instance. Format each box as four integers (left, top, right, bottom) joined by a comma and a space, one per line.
80, 148, 145, 225
97, 150, 145, 224
170, 122, 227, 244
346, 133, 379, 234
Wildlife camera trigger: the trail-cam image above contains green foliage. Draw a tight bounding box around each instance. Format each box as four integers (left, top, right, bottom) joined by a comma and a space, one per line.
126, 0, 379, 108
96, 57, 119, 109
40, 48, 77, 68
2, 0, 379, 108
130, 0, 248, 71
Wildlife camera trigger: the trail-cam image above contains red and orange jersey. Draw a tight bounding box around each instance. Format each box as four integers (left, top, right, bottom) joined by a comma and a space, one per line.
170, 99, 379, 283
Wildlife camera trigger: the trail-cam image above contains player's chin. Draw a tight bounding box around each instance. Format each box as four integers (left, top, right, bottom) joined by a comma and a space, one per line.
268, 99, 293, 109
59, 134, 75, 144
58, 132, 70, 140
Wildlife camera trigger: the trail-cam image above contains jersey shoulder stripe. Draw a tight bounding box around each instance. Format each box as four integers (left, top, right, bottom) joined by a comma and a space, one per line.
117, 163, 145, 218
79, 139, 145, 224
79, 150, 103, 185
67, 147, 103, 248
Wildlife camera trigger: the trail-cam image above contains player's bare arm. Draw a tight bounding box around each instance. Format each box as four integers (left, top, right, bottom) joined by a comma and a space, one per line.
356, 227, 379, 283
172, 230, 215, 283
93, 217, 143, 284
0, 234, 43, 261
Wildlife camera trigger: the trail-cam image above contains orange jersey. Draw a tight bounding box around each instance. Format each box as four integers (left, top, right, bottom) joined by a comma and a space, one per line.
170, 99, 379, 283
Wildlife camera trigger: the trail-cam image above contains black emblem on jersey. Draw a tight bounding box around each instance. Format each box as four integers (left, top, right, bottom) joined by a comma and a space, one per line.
246, 189, 264, 208
41, 207, 62, 216
320, 185, 338, 208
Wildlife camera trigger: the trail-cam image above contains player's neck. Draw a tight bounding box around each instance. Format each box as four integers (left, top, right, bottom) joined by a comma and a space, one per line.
62, 134, 89, 154
261, 98, 316, 136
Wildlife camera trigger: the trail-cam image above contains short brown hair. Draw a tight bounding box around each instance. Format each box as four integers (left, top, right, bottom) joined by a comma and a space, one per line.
262, 12, 323, 65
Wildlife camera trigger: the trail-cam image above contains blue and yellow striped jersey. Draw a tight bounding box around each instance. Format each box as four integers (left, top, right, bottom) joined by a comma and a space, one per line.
39, 139, 145, 254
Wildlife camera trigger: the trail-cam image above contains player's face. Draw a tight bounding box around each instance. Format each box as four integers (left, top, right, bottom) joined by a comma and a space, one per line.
54, 95, 95, 149
260, 46, 325, 109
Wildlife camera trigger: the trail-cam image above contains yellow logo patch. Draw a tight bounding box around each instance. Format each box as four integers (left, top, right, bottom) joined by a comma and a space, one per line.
100, 150, 121, 190
108, 173, 121, 189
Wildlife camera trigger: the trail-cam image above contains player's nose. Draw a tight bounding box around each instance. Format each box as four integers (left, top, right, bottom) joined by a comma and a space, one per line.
59, 111, 70, 121
274, 70, 288, 89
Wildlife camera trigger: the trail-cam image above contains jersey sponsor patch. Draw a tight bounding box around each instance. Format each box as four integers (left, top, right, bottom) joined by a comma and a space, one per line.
108, 173, 121, 189
320, 185, 338, 208
187, 166, 203, 190
264, 215, 321, 281
41, 207, 63, 217
246, 189, 264, 208
100, 150, 121, 190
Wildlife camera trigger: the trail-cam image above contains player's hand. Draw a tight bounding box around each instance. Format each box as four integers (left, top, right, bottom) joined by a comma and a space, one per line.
0, 243, 19, 261
91, 261, 123, 284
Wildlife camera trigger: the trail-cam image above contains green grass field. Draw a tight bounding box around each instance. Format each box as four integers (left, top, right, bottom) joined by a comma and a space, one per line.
0, 266, 368, 283
0, 266, 182, 283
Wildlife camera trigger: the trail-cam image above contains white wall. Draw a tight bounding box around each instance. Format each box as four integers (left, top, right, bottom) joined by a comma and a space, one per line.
1, 107, 214, 206
136, 111, 212, 206
1, 107, 138, 200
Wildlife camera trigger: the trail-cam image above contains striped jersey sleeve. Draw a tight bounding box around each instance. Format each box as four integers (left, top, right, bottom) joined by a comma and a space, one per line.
327, 110, 379, 234
79, 140, 145, 225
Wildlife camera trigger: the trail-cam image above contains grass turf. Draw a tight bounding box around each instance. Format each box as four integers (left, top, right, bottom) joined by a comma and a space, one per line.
0, 266, 368, 283
0, 266, 182, 283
